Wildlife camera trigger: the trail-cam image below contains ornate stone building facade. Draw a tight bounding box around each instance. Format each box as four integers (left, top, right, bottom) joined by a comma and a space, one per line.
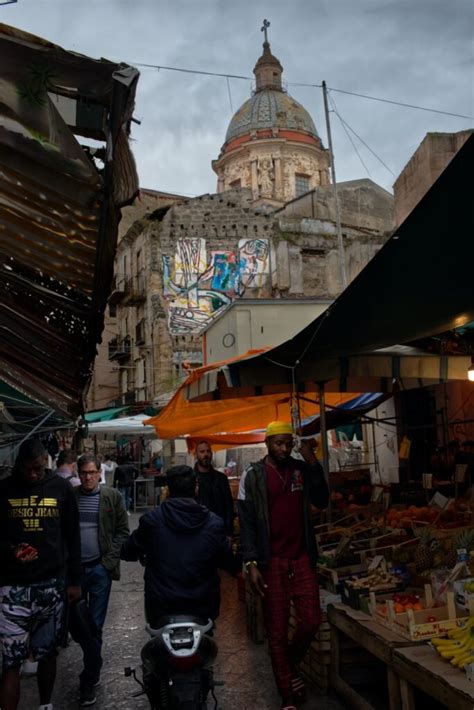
88, 33, 395, 412
212, 39, 330, 206
105, 184, 393, 406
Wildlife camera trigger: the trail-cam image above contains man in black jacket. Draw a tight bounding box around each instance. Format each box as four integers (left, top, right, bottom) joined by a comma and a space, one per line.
0, 439, 82, 710
194, 441, 234, 536
121, 465, 234, 626
113, 456, 138, 514
237, 421, 329, 710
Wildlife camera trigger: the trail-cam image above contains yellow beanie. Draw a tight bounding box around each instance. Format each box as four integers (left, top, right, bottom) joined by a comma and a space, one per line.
265, 421, 294, 437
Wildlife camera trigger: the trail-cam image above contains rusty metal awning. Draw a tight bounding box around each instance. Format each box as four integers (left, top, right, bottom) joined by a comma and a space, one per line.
0, 24, 139, 418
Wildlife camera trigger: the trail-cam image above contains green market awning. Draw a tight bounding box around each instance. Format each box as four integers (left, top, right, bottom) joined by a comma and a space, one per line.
0, 380, 71, 444
84, 407, 128, 423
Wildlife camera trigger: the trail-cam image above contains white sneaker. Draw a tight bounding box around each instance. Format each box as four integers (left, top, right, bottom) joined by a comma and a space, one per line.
22, 659, 38, 676
38, 704, 53, 710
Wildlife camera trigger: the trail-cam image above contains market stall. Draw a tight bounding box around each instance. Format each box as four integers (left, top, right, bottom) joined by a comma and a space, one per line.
327, 602, 474, 710
142, 136, 474, 706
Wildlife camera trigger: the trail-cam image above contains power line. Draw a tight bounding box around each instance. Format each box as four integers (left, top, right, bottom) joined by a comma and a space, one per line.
132, 62, 252, 82
329, 86, 473, 121
330, 99, 396, 177
226, 76, 234, 114
329, 94, 372, 178
130, 60, 474, 121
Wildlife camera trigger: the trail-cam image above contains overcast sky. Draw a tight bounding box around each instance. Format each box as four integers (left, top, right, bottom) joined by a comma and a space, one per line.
3, 0, 473, 196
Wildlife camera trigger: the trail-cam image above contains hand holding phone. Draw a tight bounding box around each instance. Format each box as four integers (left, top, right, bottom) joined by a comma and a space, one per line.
14, 543, 38, 563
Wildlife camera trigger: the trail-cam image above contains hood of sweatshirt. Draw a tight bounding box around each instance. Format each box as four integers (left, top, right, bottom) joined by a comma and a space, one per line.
160, 497, 210, 533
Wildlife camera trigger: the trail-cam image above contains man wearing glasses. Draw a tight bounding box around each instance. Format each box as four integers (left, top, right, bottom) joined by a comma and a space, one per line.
238, 422, 329, 710
74, 454, 129, 706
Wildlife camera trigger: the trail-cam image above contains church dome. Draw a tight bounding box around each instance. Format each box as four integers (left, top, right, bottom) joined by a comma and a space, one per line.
212, 25, 330, 203
225, 89, 319, 143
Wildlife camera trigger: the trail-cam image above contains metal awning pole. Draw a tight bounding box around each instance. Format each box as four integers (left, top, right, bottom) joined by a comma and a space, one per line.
6, 409, 55, 462
318, 382, 332, 523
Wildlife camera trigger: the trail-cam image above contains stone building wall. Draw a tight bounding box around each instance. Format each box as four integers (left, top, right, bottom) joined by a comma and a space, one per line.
86, 188, 183, 411
109, 185, 393, 401
393, 130, 473, 226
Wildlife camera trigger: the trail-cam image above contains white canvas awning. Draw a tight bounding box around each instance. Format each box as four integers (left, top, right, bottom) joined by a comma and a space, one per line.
87, 414, 157, 439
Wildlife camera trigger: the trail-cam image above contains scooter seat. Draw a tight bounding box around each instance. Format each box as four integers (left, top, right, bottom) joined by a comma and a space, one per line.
152, 614, 211, 629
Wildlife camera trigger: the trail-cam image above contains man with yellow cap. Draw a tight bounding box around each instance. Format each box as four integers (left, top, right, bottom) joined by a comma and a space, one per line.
238, 421, 328, 710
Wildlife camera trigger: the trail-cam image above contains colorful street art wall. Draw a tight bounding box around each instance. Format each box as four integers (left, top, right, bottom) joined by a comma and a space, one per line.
162, 238, 270, 334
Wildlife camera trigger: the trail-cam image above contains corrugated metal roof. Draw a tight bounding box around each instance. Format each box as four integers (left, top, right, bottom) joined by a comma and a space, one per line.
0, 24, 139, 418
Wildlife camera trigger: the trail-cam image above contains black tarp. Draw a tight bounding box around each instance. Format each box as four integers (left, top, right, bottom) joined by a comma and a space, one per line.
227, 133, 474, 387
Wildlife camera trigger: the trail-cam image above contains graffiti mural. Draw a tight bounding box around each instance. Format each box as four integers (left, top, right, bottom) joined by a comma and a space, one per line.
239, 238, 270, 289
211, 252, 240, 294
162, 238, 269, 334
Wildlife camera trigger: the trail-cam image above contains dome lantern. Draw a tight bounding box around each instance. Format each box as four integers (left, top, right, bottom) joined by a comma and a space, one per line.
254, 20, 283, 93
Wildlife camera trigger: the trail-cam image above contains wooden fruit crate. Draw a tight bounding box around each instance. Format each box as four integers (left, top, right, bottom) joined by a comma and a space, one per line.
370, 587, 474, 641
318, 562, 369, 593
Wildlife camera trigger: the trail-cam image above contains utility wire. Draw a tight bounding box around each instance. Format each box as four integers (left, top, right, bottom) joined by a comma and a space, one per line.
226, 76, 234, 114
329, 86, 473, 121
331, 101, 396, 177
130, 60, 474, 121
329, 94, 372, 178
131, 62, 252, 82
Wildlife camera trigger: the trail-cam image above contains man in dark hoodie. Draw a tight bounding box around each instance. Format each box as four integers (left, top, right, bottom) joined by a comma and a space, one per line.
0, 438, 81, 710
121, 465, 234, 626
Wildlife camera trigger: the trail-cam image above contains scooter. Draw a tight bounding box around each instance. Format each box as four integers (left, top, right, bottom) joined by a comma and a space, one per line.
125, 615, 222, 709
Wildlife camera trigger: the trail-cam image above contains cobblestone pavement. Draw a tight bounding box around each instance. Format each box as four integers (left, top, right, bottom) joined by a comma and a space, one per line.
18, 513, 344, 710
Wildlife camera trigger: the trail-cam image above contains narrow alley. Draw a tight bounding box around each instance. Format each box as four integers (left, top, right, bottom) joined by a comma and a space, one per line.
18, 515, 344, 710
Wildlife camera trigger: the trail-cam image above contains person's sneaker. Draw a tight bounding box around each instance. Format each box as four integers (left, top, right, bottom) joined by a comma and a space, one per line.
38, 705, 53, 710
79, 687, 97, 706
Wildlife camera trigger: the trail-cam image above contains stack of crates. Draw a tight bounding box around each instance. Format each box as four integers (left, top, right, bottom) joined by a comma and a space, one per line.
293, 610, 331, 691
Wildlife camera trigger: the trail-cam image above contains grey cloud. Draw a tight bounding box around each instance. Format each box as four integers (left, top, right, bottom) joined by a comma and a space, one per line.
5, 0, 473, 197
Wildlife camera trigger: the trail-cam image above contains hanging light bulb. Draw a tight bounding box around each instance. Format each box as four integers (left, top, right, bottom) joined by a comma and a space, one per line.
468, 358, 474, 382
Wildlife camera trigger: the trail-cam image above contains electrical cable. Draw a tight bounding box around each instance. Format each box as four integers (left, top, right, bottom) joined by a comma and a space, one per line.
226, 76, 234, 114
129, 60, 474, 120
328, 86, 474, 121
329, 94, 372, 178
329, 96, 396, 177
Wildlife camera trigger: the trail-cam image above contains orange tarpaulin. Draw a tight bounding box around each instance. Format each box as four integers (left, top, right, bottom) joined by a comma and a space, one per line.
145, 350, 359, 442
185, 433, 266, 452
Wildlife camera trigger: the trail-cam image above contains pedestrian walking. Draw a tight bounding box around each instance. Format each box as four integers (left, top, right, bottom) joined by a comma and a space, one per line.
0, 438, 82, 710
237, 421, 329, 710
75, 454, 129, 706
102, 454, 117, 487
113, 456, 138, 514
194, 441, 234, 536
54, 449, 81, 488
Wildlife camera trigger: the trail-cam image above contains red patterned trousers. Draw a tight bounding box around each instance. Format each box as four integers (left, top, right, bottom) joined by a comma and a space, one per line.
262, 554, 321, 704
